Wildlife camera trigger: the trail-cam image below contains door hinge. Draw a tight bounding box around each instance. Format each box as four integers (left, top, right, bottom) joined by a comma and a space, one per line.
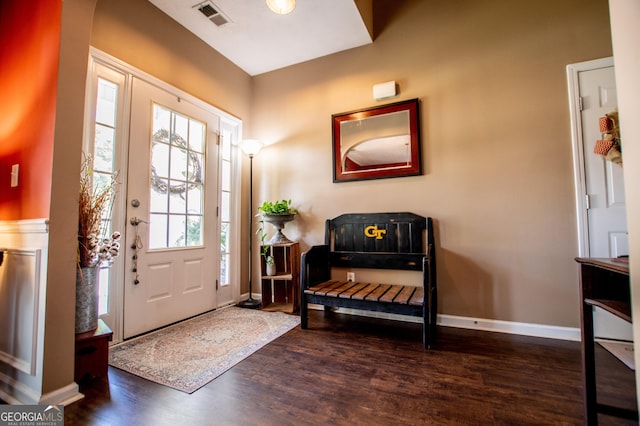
216, 279, 219, 290
585, 194, 591, 209
578, 96, 584, 112
216, 132, 221, 146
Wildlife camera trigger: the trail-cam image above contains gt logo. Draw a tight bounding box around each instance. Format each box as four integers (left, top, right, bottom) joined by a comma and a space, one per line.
364, 225, 387, 240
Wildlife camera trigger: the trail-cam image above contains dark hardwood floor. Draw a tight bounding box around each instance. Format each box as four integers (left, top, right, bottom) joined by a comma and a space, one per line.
45, 311, 640, 424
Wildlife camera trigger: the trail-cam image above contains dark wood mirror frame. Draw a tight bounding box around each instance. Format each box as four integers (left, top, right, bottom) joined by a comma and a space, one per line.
332, 98, 421, 183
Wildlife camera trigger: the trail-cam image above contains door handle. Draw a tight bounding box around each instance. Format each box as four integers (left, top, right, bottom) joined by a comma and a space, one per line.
130, 216, 149, 226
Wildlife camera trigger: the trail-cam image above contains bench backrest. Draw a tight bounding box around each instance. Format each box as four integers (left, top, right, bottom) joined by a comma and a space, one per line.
325, 212, 434, 271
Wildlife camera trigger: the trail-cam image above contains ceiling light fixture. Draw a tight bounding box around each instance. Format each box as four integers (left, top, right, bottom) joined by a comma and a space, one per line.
266, 0, 296, 15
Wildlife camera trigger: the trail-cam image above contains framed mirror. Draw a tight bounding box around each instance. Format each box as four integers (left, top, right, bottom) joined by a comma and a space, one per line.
332, 98, 421, 183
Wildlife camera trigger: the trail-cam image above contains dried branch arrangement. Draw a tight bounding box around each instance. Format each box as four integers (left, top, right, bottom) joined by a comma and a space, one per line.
78, 154, 120, 268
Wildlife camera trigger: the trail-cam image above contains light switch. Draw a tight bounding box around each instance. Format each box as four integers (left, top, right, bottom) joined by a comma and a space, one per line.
11, 164, 19, 187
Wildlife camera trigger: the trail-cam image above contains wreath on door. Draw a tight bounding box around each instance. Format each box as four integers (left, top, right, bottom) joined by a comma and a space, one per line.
593, 111, 622, 167
150, 128, 203, 195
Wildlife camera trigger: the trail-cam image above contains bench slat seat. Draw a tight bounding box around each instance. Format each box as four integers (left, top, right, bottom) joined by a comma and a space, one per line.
394, 285, 417, 304
348, 283, 380, 300
378, 284, 402, 303
337, 282, 371, 298
300, 212, 437, 349
306, 280, 342, 294
408, 287, 424, 306
324, 281, 359, 296
364, 284, 392, 301
305, 282, 419, 305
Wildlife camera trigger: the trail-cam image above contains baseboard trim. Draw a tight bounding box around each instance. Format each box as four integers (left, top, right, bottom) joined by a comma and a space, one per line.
239, 292, 262, 301
0, 372, 82, 405
0, 371, 39, 404
308, 305, 580, 342
437, 314, 580, 341
40, 383, 83, 406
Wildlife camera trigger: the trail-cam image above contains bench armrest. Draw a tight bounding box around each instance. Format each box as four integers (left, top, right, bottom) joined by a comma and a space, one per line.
300, 244, 331, 290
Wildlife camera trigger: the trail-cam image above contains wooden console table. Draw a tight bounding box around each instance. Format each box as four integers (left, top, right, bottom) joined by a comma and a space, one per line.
576, 257, 637, 424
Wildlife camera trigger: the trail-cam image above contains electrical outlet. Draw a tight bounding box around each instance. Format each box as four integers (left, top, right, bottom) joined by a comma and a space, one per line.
347, 272, 355, 282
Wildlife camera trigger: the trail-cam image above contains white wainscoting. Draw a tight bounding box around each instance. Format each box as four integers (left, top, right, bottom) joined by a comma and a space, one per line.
0, 219, 72, 404
0, 248, 42, 375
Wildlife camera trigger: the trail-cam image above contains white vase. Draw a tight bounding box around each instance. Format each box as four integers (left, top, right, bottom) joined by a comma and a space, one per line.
266, 262, 276, 276
75, 266, 99, 334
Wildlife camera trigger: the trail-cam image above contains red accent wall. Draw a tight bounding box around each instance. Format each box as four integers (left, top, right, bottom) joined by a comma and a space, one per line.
0, 0, 62, 220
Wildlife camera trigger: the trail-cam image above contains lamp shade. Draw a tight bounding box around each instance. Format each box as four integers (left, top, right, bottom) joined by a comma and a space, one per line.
240, 139, 263, 156
266, 0, 296, 15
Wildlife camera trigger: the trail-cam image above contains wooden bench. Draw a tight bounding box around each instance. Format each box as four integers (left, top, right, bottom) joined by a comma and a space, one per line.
300, 212, 437, 349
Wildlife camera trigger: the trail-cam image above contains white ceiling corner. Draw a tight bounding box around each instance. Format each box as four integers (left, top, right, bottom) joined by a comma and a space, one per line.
147, 0, 373, 76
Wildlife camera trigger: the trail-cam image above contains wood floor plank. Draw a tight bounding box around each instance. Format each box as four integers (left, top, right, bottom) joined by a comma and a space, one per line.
61, 310, 638, 426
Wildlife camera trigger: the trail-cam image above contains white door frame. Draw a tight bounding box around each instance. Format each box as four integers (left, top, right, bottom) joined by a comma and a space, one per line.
566, 56, 614, 257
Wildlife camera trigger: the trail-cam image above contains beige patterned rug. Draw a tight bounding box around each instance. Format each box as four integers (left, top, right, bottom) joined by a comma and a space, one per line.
108, 307, 300, 393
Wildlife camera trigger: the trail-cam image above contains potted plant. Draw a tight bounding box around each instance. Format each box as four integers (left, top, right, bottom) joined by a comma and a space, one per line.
76, 154, 120, 333
256, 199, 299, 245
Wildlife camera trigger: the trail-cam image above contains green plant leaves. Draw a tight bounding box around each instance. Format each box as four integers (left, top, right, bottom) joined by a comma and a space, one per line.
257, 199, 298, 215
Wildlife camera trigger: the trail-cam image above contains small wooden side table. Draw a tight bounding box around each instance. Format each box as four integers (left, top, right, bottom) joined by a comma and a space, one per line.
261, 242, 300, 314
75, 319, 113, 382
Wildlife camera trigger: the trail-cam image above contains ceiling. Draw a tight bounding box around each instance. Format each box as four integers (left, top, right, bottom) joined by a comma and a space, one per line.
147, 0, 373, 76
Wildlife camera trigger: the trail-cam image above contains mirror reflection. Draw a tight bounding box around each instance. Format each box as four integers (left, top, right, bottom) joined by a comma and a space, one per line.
332, 98, 421, 182
341, 110, 411, 172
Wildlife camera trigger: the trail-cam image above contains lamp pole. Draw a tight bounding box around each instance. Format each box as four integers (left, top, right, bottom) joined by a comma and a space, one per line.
238, 140, 263, 309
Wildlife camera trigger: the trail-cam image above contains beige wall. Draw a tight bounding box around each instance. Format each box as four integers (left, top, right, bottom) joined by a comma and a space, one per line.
91, 0, 252, 120
251, 0, 613, 327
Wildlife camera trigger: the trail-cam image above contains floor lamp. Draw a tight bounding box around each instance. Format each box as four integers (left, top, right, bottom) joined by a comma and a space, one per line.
238, 139, 263, 309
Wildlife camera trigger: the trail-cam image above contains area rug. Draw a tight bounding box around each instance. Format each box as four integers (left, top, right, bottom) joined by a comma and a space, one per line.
108, 307, 300, 393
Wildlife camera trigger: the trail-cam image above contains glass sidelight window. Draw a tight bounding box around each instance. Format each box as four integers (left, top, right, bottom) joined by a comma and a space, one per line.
219, 126, 233, 287
93, 76, 121, 315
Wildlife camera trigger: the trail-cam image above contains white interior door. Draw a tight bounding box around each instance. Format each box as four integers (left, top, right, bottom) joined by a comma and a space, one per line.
124, 77, 219, 338
572, 60, 631, 341
579, 66, 628, 258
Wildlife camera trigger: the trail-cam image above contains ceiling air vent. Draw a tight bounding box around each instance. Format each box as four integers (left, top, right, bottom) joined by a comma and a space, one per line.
195, 1, 230, 27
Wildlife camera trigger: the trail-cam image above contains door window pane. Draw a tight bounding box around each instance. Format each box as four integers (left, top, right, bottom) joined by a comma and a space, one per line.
149, 213, 168, 248
149, 103, 205, 249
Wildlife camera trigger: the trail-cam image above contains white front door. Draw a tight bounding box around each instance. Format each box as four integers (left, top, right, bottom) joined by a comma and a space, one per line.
123, 77, 219, 338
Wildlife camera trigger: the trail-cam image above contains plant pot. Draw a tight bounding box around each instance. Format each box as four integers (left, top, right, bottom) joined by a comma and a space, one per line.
262, 214, 295, 244
266, 262, 276, 276
75, 266, 100, 334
